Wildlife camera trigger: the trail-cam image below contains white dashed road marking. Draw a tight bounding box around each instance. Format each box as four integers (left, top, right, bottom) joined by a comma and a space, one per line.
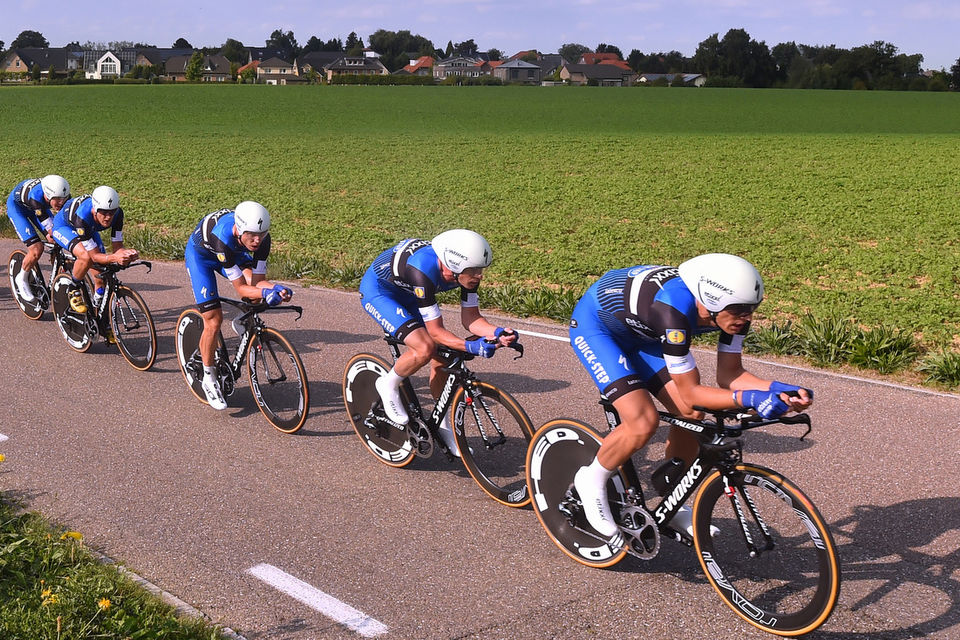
248, 563, 388, 637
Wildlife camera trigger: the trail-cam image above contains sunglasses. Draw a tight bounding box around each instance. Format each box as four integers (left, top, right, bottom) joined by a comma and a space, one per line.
723, 303, 759, 317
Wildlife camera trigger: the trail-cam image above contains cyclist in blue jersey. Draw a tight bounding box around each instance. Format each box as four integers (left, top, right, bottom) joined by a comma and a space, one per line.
6, 175, 70, 302
359, 229, 517, 457
184, 201, 292, 410
570, 254, 814, 540
52, 185, 139, 314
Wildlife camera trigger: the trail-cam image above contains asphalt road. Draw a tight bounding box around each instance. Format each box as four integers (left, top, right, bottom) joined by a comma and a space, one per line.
2, 237, 959, 640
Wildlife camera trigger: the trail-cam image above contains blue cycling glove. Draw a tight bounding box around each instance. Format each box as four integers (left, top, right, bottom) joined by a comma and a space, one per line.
464, 337, 497, 358
264, 285, 283, 307
769, 380, 814, 400
739, 390, 789, 419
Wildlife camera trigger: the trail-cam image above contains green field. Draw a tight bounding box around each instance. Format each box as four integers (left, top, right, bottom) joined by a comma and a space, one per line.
2, 85, 959, 344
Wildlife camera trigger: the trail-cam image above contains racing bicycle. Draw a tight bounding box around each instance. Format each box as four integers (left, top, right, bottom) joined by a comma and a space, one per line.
8, 240, 93, 321
343, 333, 534, 507
175, 297, 309, 433
526, 399, 840, 636
49, 258, 157, 371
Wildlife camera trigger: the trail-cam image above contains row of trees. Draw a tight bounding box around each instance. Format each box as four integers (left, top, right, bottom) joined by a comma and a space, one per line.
5, 27, 960, 90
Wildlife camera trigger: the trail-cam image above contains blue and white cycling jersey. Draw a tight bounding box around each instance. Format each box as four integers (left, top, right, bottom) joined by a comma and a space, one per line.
359, 238, 478, 340
52, 194, 125, 254
184, 209, 272, 311
6, 179, 58, 244
569, 265, 745, 399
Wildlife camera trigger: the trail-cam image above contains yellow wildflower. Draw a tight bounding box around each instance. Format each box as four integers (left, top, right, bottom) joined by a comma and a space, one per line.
41, 588, 52, 598
42, 593, 59, 606
0, 453, 5, 462
98, 598, 111, 610
60, 531, 83, 541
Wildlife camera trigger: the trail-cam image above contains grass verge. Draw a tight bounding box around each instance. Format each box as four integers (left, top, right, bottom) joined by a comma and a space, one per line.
0, 491, 233, 639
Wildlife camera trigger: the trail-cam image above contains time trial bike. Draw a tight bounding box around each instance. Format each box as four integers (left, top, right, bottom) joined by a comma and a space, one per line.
343, 332, 534, 507
175, 297, 309, 433
49, 258, 157, 371
526, 399, 840, 637
8, 240, 93, 321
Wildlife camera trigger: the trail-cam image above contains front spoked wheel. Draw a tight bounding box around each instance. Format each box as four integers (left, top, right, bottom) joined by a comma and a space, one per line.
526, 419, 630, 568
342, 353, 416, 468
693, 464, 841, 636
51, 272, 92, 352
248, 327, 309, 433
8, 250, 45, 320
110, 285, 157, 370
452, 382, 534, 507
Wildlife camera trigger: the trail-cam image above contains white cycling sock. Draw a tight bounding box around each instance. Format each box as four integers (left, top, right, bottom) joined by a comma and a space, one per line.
203, 365, 217, 378
583, 456, 615, 484
574, 456, 618, 537
382, 367, 404, 389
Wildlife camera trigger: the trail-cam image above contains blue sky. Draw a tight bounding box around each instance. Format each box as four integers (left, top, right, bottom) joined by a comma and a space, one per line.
8, 0, 960, 70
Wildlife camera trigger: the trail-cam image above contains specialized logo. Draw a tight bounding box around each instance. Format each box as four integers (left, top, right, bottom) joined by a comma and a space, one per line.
617, 354, 632, 371
654, 460, 703, 523
431, 374, 457, 425
396, 307, 407, 319
414, 286, 425, 299
665, 329, 686, 345
699, 276, 734, 295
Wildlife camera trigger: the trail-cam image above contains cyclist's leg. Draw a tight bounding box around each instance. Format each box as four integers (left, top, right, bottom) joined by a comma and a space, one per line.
7, 199, 46, 299
569, 297, 657, 537
642, 352, 717, 537
52, 224, 95, 313
359, 271, 428, 424
186, 243, 228, 409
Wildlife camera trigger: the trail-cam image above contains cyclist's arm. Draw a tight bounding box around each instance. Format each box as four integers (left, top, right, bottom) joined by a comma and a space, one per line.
671, 368, 742, 412
717, 348, 813, 410
424, 315, 473, 352
229, 273, 267, 300
716, 350, 767, 390
459, 290, 516, 346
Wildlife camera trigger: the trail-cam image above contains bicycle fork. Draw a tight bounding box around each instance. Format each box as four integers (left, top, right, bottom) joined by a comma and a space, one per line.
722, 473, 776, 558
458, 384, 507, 450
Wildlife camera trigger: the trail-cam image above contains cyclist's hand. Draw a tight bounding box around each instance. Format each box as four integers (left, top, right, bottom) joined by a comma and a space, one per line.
115, 248, 138, 265
273, 284, 293, 301
464, 336, 497, 358
264, 285, 284, 307
740, 389, 789, 419
493, 327, 518, 347
769, 381, 814, 410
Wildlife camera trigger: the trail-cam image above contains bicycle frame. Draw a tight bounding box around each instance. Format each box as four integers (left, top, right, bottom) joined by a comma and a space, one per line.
81, 261, 152, 333
32, 242, 74, 309
598, 396, 812, 544
213, 298, 304, 391
380, 334, 524, 455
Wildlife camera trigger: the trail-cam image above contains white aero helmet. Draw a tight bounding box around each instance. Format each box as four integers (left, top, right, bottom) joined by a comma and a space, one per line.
431, 229, 492, 274
91, 185, 119, 211
677, 253, 764, 314
234, 201, 270, 234
41, 174, 70, 200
